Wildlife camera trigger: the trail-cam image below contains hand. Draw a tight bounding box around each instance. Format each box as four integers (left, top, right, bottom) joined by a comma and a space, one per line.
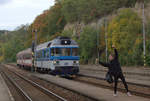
112, 45, 115, 48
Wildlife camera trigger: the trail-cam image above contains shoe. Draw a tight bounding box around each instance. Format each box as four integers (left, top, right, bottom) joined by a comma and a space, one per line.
113, 93, 117, 97
127, 92, 132, 96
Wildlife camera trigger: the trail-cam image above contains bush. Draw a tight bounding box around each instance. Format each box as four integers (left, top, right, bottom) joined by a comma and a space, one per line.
146, 55, 150, 66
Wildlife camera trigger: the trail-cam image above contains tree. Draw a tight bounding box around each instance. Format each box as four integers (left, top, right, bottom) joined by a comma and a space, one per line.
107, 8, 142, 65
78, 26, 98, 64
26, 2, 66, 47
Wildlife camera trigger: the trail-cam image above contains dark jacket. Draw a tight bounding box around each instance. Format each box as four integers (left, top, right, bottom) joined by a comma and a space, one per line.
99, 49, 122, 76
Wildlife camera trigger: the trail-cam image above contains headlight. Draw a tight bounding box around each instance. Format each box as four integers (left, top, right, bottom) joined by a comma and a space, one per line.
52, 61, 56, 64
73, 61, 79, 64
53, 61, 59, 65
76, 61, 79, 64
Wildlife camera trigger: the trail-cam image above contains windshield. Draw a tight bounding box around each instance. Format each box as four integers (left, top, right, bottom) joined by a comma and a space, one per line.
51, 48, 78, 56
61, 48, 71, 56
72, 48, 78, 56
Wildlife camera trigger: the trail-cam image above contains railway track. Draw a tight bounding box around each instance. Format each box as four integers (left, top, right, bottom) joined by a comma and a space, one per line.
0, 67, 67, 101
2, 64, 96, 101
4, 64, 150, 99
76, 73, 150, 98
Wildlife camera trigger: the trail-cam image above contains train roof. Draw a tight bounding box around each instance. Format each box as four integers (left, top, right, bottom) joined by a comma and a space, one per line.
36, 37, 78, 51
17, 48, 31, 56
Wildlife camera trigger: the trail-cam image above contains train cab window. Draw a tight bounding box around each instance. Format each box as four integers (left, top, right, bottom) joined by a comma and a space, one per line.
72, 48, 78, 56
55, 48, 61, 56
61, 48, 71, 56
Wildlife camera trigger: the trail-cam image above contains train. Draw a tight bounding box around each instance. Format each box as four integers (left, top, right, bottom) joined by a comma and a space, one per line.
16, 36, 80, 76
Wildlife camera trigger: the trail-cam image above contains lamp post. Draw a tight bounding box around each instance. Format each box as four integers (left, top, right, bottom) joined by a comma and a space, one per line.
34, 29, 37, 72
142, 1, 146, 66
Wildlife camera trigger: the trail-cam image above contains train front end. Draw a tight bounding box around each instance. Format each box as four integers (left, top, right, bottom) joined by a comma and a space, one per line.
50, 37, 80, 76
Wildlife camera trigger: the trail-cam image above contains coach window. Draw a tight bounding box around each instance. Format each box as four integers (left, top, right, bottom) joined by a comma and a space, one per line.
43, 49, 47, 58
36, 52, 38, 58
37, 51, 40, 58
38, 51, 42, 58
46, 49, 49, 58
25, 54, 31, 59
39, 51, 41, 58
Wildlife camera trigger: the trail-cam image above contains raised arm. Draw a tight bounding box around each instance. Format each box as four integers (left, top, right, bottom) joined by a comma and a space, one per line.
114, 48, 118, 59
99, 61, 110, 68
112, 45, 118, 59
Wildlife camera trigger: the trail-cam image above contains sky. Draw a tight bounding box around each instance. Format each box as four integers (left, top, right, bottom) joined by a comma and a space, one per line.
0, 0, 55, 31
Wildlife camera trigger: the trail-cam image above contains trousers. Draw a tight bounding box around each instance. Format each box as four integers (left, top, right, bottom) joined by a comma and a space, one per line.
113, 72, 129, 94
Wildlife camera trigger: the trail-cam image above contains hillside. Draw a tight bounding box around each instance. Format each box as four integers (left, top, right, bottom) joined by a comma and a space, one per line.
0, 0, 150, 66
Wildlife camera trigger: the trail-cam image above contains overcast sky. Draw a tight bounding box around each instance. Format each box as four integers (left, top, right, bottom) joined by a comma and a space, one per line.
0, 0, 55, 31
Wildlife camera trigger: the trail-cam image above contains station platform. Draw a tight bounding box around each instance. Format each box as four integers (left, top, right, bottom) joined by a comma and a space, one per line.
80, 65, 150, 76
33, 74, 150, 101
0, 73, 14, 101
79, 69, 150, 86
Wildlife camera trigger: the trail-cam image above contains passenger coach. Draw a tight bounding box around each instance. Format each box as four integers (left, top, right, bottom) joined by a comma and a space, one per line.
17, 37, 80, 76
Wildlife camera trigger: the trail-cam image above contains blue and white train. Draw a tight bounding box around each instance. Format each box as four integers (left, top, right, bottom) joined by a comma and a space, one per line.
17, 36, 80, 76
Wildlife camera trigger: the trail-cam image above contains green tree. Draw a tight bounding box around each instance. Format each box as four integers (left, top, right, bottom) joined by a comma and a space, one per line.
79, 26, 99, 64
107, 8, 142, 65
61, 0, 139, 23
0, 25, 28, 62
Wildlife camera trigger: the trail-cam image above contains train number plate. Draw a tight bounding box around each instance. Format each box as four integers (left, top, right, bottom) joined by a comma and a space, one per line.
64, 62, 68, 65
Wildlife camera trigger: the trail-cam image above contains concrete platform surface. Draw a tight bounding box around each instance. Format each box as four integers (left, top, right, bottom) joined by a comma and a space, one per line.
0, 73, 14, 101
79, 69, 150, 86
33, 73, 150, 101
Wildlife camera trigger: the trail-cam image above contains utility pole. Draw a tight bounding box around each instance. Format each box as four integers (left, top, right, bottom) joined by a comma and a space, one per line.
31, 41, 35, 73
34, 29, 37, 72
104, 18, 108, 62
142, 1, 146, 66
96, 22, 99, 59
32, 29, 38, 72
35, 29, 38, 50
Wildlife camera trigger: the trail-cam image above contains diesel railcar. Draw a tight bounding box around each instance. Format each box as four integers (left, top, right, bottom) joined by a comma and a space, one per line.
17, 37, 80, 76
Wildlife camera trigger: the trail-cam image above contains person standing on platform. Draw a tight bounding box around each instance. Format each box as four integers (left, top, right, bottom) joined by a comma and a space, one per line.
99, 45, 131, 97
